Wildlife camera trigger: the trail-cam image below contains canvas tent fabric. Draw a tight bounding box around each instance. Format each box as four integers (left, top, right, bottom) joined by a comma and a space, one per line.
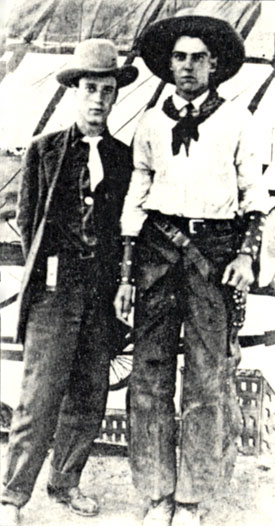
5, 0, 170, 51
3, 0, 264, 52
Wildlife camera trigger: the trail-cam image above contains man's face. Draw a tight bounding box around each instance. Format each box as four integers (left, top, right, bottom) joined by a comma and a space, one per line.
75, 75, 117, 129
170, 36, 217, 100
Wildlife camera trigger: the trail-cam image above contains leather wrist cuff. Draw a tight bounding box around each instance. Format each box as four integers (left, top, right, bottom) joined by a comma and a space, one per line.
119, 236, 137, 284
237, 211, 266, 262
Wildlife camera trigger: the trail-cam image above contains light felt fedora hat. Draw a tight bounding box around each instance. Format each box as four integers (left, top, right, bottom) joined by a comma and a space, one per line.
57, 38, 138, 88
139, 12, 245, 85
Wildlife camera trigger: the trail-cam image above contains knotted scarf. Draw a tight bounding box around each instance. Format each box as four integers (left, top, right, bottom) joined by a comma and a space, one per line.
162, 90, 225, 156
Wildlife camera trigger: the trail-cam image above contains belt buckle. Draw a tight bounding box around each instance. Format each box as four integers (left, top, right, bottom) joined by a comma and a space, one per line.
189, 219, 205, 235
79, 251, 95, 260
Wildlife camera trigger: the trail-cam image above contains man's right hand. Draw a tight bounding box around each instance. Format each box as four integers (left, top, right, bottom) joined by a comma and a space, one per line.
114, 284, 134, 323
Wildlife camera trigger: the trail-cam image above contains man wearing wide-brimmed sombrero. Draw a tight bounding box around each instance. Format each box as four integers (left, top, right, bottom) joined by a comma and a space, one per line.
115, 11, 270, 526
0, 39, 137, 526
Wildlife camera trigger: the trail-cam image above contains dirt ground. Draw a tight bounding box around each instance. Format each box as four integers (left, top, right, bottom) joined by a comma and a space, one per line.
1, 436, 275, 526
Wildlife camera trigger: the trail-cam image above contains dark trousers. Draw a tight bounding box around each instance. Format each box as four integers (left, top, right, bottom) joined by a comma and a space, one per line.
129, 219, 243, 504
1, 253, 111, 508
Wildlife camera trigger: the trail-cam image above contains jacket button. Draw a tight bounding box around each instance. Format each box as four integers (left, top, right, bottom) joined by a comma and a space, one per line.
84, 196, 94, 205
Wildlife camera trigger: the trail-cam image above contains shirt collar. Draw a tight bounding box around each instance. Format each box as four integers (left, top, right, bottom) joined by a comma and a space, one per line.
71, 123, 84, 146
172, 90, 210, 113
71, 123, 110, 147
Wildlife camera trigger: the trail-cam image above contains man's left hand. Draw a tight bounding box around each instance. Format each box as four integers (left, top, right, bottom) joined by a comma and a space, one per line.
221, 254, 254, 291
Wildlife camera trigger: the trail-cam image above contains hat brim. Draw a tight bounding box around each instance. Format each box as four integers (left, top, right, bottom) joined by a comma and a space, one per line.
56, 64, 138, 88
139, 15, 245, 85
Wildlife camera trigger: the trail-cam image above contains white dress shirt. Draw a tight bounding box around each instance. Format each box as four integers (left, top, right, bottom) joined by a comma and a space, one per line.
173, 90, 209, 116
120, 95, 270, 236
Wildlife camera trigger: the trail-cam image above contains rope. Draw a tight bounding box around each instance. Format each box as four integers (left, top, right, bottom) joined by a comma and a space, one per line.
6, 219, 20, 237
239, 1, 261, 40
0, 169, 21, 194
33, 85, 66, 136
0, 293, 18, 310
116, 75, 154, 106
248, 67, 275, 114
114, 102, 148, 136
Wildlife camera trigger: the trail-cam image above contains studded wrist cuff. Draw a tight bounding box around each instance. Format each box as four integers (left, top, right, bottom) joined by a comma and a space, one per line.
238, 212, 266, 262
119, 236, 136, 285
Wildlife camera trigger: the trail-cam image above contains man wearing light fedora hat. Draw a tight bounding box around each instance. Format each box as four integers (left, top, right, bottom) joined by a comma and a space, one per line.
0, 39, 137, 526
114, 11, 270, 526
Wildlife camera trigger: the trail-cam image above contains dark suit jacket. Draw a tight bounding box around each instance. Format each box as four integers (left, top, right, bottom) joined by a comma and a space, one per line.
16, 125, 132, 342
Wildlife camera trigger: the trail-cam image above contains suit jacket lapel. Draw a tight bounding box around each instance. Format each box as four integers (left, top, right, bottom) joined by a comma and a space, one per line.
43, 127, 71, 189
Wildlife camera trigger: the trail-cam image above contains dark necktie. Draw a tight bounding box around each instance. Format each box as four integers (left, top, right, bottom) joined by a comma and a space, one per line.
79, 162, 97, 248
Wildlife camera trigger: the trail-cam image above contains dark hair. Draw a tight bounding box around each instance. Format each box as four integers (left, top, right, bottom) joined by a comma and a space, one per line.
173, 30, 218, 59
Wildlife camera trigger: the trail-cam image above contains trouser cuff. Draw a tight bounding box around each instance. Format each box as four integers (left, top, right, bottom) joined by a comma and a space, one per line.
48, 464, 81, 490
0, 486, 30, 508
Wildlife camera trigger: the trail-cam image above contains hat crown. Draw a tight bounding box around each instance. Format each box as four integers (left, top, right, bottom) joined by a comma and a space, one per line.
73, 38, 118, 73
56, 38, 138, 88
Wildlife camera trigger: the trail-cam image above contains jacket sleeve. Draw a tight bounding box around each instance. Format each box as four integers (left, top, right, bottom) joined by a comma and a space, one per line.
16, 140, 39, 260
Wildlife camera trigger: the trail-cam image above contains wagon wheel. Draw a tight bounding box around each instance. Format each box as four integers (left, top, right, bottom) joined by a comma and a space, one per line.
109, 342, 134, 391
109, 321, 134, 391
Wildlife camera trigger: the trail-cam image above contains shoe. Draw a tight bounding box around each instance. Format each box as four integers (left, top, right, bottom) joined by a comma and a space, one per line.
47, 484, 99, 517
143, 496, 174, 526
171, 503, 200, 526
0, 504, 20, 526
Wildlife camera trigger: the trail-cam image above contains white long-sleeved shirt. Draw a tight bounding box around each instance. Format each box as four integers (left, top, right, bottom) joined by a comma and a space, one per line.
121, 97, 270, 236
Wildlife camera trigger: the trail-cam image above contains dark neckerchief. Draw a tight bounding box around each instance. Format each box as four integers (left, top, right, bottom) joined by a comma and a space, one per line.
162, 90, 225, 156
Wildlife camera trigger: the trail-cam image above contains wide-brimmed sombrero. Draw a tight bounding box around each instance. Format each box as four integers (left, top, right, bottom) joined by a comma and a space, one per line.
139, 14, 245, 85
57, 38, 138, 88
